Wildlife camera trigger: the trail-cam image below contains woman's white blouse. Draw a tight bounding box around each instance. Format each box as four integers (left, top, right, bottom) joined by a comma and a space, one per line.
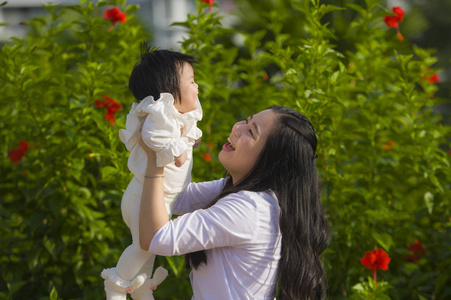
149, 178, 282, 300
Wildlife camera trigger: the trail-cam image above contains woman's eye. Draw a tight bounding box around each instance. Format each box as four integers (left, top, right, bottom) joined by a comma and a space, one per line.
245, 119, 255, 137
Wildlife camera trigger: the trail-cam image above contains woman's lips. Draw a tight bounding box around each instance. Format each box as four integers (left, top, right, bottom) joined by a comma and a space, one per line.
223, 142, 235, 152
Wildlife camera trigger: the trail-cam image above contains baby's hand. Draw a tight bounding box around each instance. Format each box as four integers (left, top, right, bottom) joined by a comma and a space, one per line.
174, 150, 188, 167
193, 137, 201, 149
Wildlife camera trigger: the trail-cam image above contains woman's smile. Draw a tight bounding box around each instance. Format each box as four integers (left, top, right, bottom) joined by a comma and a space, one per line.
223, 138, 236, 151
218, 109, 276, 184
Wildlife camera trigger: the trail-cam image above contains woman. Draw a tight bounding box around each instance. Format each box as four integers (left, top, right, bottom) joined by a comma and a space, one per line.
139, 106, 330, 299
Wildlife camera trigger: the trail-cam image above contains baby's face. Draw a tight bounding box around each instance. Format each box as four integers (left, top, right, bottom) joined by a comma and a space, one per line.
174, 63, 198, 114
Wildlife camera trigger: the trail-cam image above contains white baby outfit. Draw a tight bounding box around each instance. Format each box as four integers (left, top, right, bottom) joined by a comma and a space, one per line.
101, 93, 202, 300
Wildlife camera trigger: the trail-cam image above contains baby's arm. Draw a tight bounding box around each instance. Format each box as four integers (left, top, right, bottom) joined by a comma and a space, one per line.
193, 137, 201, 149
142, 114, 188, 167
174, 150, 187, 167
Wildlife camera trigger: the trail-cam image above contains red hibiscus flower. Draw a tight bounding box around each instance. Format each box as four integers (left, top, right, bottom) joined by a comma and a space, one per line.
392, 7, 404, 22
360, 248, 391, 283
384, 6, 405, 41
406, 240, 426, 262
104, 7, 126, 26
382, 140, 395, 150
201, 0, 215, 12
203, 153, 212, 162
421, 69, 440, 84
384, 16, 399, 28
428, 73, 440, 84
9, 140, 29, 163
95, 95, 122, 125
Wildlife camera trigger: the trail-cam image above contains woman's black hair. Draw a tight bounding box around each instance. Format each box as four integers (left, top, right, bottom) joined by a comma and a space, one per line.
186, 105, 330, 299
128, 43, 197, 103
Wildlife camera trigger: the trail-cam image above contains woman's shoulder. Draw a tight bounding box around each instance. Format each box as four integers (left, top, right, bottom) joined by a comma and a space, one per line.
227, 189, 277, 201
219, 190, 278, 212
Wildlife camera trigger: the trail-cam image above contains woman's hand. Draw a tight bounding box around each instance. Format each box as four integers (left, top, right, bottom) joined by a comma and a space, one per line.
138, 134, 157, 159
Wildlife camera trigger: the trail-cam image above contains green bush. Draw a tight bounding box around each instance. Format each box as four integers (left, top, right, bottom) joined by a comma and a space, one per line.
1, 0, 450, 299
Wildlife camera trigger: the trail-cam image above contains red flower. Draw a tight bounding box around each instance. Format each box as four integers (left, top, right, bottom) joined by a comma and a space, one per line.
95, 95, 122, 125
384, 16, 399, 28
103, 7, 126, 26
200, 0, 215, 11
384, 6, 405, 41
9, 140, 29, 163
421, 70, 440, 86
406, 240, 426, 262
382, 140, 395, 150
360, 248, 391, 283
428, 73, 440, 84
203, 153, 212, 162
206, 142, 214, 150
392, 7, 405, 22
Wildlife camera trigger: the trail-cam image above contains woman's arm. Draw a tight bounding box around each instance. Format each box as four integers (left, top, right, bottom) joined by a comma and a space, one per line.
138, 141, 170, 251
149, 191, 261, 256
172, 178, 228, 215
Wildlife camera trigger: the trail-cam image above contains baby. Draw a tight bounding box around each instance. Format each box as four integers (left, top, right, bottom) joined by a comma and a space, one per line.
101, 46, 202, 300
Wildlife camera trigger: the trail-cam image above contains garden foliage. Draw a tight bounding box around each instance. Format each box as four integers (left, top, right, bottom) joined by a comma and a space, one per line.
0, 0, 450, 299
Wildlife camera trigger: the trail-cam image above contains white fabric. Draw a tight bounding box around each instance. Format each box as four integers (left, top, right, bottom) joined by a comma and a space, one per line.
119, 93, 202, 194
149, 179, 282, 300
115, 93, 202, 282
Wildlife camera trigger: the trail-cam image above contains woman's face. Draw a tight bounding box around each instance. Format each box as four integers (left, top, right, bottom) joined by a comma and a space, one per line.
219, 109, 277, 184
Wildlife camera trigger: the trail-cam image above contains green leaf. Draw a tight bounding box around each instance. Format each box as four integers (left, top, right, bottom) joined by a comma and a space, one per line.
345, 3, 366, 16
372, 232, 393, 251
49, 286, 58, 300
424, 192, 434, 214
165, 256, 179, 276
101, 166, 118, 179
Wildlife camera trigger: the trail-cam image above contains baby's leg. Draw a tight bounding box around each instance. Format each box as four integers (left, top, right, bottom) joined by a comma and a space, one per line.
101, 177, 150, 300
129, 254, 163, 300
116, 244, 154, 280
130, 195, 176, 299
116, 177, 151, 280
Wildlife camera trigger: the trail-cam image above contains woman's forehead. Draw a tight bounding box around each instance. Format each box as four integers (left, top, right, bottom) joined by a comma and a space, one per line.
252, 109, 276, 134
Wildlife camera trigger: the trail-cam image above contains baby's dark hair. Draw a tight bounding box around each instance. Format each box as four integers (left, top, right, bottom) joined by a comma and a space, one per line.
128, 43, 198, 103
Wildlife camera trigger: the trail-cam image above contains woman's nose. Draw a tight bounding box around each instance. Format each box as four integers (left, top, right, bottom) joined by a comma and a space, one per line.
232, 121, 245, 136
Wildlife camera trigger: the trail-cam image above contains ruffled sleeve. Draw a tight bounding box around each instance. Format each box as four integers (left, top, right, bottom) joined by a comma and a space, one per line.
180, 98, 203, 144
119, 102, 147, 152
140, 93, 189, 167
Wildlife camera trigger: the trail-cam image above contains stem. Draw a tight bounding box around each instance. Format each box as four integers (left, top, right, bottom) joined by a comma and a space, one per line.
373, 270, 377, 286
